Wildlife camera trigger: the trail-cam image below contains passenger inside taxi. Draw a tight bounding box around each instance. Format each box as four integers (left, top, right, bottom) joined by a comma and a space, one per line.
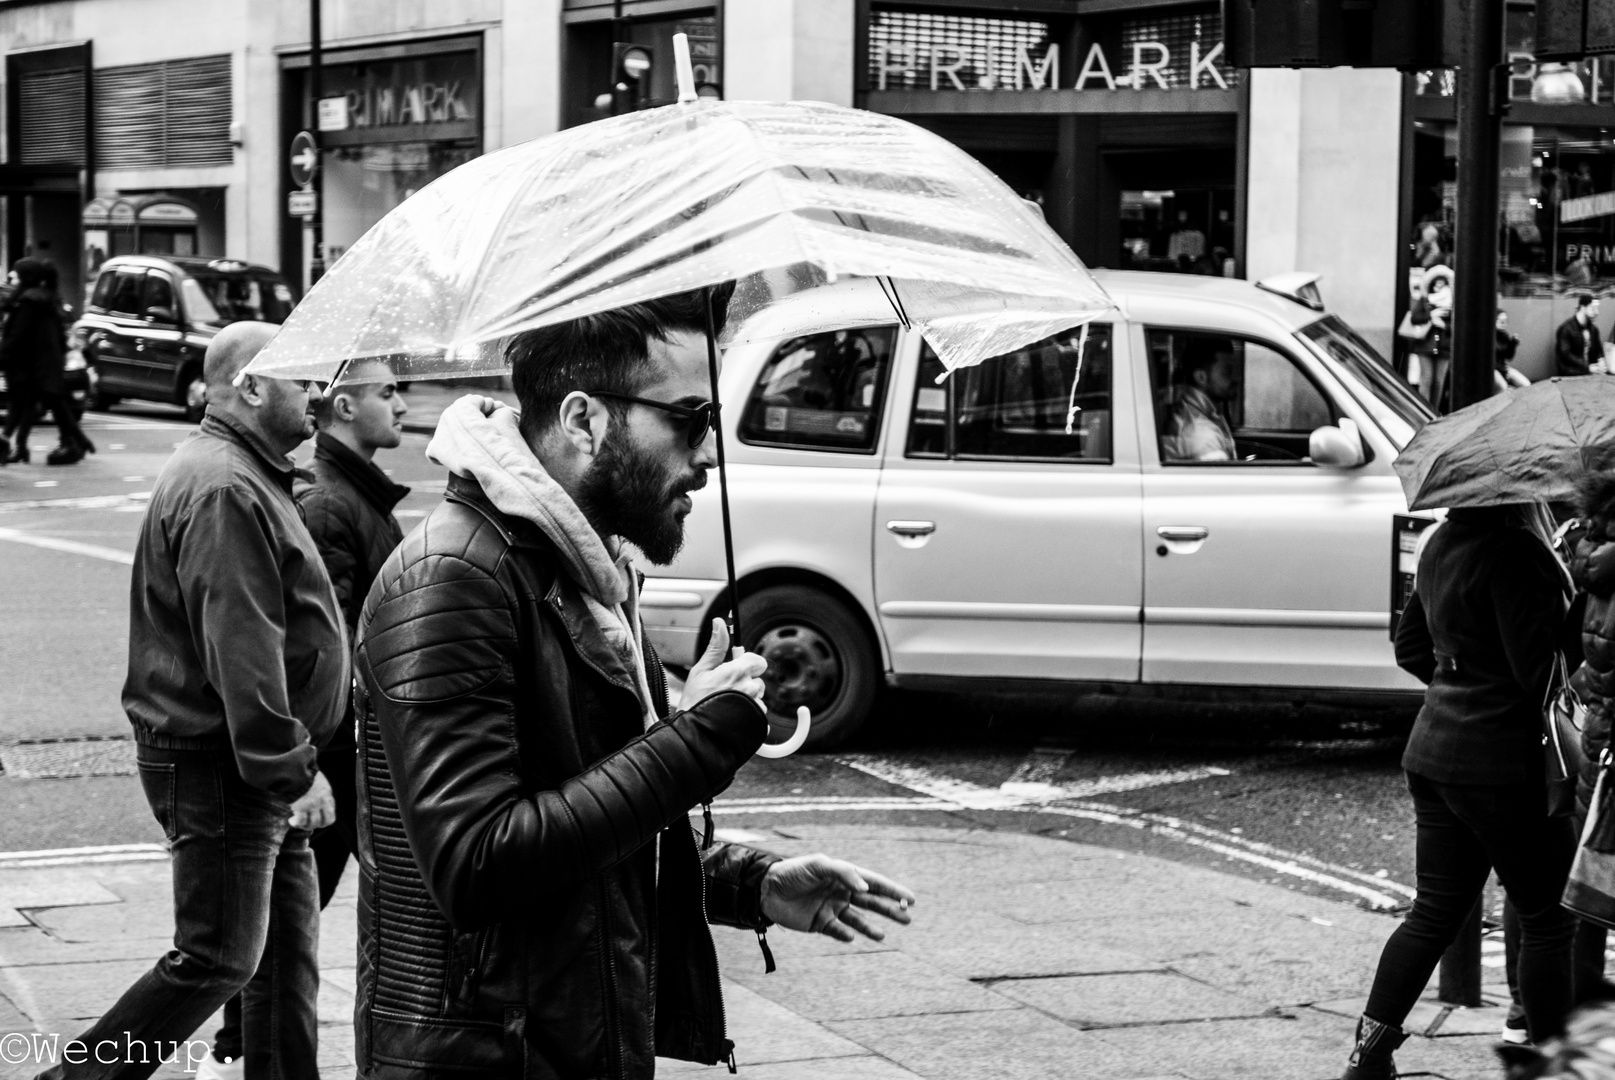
1162, 338, 1238, 462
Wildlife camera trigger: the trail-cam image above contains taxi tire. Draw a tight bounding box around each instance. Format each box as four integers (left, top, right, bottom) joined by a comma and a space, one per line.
739, 585, 877, 752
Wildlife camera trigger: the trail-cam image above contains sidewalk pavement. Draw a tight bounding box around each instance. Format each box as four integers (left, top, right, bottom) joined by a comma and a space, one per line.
0, 823, 1510, 1080
398, 380, 515, 436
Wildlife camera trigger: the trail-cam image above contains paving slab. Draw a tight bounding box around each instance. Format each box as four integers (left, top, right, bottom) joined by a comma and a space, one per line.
663, 1056, 927, 1080
0, 926, 173, 967
988, 971, 1274, 1028
8, 958, 154, 1024
829, 1007, 1176, 1080
890, 908, 1158, 981
722, 949, 1014, 1023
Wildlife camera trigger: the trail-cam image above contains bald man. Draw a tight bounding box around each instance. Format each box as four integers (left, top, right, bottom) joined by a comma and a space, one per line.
39, 323, 346, 1080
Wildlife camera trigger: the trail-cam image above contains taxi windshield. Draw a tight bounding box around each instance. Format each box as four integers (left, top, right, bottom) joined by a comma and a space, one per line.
1298, 316, 1432, 450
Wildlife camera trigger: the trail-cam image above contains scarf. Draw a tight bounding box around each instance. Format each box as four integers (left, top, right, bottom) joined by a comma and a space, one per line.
426, 395, 660, 728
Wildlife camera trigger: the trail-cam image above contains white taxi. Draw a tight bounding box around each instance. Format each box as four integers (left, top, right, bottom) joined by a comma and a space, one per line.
644, 270, 1432, 747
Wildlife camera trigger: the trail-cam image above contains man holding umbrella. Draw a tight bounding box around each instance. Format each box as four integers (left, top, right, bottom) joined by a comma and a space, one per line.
350, 285, 915, 1078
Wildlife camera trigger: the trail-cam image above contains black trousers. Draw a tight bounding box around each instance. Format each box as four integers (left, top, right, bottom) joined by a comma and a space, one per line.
6, 385, 87, 452
1364, 770, 1578, 1042
212, 740, 356, 1062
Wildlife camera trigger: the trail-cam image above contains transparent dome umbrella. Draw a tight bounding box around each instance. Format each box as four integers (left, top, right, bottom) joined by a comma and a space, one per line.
244, 81, 1114, 752
1394, 376, 1615, 511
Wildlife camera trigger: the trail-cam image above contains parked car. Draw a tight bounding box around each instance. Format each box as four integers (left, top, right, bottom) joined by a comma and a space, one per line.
642, 271, 1435, 748
76, 256, 297, 421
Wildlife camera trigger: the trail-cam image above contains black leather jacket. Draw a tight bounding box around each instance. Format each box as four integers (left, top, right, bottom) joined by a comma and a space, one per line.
353, 474, 776, 1080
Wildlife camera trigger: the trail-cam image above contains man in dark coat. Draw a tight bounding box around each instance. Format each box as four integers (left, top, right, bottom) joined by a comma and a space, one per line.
352, 287, 915, 1079
200, 359, 410, 1078
1557, 294, 1604, 378
39, 323, 345, 1080
0, 257, 91, 465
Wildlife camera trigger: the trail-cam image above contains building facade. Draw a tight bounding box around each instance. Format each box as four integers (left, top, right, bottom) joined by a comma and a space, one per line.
1, 0, 1581, 370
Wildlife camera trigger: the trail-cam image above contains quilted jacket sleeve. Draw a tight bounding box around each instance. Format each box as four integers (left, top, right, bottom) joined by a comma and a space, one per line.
360, 552, 767, 930
701, 833, 778, 930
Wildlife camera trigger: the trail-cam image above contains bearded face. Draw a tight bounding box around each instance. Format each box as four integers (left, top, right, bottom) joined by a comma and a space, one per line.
575, 421, 707, 565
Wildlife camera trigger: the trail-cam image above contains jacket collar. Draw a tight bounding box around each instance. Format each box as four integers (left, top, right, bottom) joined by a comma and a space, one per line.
444, 473, 643, 696
201, 407, 307, 492
314, 431, 411, 515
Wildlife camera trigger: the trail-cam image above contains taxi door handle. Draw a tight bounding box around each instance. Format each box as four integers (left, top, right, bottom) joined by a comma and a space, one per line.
887, 520, 936, 537
1157, 526, 1208, 542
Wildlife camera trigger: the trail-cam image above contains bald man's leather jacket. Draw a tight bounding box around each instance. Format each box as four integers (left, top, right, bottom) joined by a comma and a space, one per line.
352, 475, 775, 1080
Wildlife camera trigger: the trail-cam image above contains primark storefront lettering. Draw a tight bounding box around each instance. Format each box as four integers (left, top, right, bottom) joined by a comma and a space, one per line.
337, 80, 472, 127
875, 41, 1229, 92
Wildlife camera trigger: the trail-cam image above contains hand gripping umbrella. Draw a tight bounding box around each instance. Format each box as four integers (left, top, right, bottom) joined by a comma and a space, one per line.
245, 35, 1115, 754
1394, 376, 1615, 511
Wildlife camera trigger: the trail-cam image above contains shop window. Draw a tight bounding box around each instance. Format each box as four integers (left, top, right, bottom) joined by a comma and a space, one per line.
1145, 328, 1334, 465
906, 324, 1112, 463
738, 327, 897, 453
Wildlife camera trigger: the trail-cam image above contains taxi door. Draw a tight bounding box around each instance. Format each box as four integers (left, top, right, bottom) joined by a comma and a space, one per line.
872, 321, 1144, 682
1136, 323, 1414, 691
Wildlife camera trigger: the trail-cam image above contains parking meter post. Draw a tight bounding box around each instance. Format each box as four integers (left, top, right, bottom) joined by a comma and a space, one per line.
1451, 0, 1505, 412
1438, 898, 1485, 1007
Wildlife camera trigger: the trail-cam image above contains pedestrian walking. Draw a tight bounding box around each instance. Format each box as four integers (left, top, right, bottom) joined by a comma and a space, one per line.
196, 358, 410, 1080
1557, 294, 1604, 378
0, 257, 92, 465
1341, 503, 1579, 1078
351, 287, 916, 1079
37, 322, 347, 1080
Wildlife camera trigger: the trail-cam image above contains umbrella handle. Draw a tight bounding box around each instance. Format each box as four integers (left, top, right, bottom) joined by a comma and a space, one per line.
674, 33, 698, 104
756, 707, 812, 759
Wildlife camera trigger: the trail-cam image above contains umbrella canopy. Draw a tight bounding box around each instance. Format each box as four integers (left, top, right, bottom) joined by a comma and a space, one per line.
243, 98, 1113, 384
1394, 376, 1615, 510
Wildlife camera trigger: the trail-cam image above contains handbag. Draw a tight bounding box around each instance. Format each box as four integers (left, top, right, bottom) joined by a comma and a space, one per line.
1564, 750, 1615, 930
1544, 651, 1586, 818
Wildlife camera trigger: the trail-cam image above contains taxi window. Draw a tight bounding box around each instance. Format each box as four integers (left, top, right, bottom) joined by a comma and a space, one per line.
103, 270, 145, 316
141, 274, 176, 320
1145, 329, 1337, 465
738, 327, 896, 453
906, 323, 1112, 463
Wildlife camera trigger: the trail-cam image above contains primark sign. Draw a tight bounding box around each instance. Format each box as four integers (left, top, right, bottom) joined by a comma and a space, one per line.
874, 40, 1231, 92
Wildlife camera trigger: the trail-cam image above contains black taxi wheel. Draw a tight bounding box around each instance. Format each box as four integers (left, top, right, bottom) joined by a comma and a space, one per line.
739, 585, 878, 752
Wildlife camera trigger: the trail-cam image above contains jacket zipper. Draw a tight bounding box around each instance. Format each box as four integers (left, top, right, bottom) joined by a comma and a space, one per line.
693, 840, 734, 1072
598, 878, 629, 1078
459, 927, 490, 1003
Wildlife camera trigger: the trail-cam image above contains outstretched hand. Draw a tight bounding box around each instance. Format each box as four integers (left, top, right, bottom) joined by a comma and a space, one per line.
760, 854, 916, 943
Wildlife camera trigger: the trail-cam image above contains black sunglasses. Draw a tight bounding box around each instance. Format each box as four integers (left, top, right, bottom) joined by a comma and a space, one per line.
588, 391, 716, 449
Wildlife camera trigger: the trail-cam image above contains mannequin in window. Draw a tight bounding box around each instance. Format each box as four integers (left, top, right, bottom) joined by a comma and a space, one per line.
1162, 339, 1238, 462
1166, 210, 1206, 267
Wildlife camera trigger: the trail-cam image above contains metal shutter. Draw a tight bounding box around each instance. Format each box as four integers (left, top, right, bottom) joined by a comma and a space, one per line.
18, 68, 86, 166
95, 55, 231, 169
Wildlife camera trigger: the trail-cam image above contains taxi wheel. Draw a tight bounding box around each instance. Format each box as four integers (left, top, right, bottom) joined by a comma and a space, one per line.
740, 585, 877, 752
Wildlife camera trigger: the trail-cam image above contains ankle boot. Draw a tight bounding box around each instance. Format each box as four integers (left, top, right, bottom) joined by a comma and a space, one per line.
45, 444, 83, 466
1341, 1015, 1407, 1080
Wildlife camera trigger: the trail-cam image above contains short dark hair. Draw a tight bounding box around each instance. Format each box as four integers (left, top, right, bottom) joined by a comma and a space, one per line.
1579, 293, 1597, 309
1177, 336, 1234, 383
509, 283, 735, 444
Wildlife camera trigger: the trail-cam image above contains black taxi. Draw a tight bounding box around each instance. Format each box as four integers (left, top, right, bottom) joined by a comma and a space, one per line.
76, 256, 296, 421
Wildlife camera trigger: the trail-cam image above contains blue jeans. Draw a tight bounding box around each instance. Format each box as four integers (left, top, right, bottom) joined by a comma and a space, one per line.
1364, 771, 1577, 1043
37, 740, 319, 1080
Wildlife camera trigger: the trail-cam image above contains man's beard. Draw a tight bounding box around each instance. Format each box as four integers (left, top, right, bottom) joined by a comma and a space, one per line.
575, 432, 706, 566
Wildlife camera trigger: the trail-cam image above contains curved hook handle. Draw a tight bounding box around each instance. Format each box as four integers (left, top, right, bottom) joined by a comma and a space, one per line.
755, 707, 811, 759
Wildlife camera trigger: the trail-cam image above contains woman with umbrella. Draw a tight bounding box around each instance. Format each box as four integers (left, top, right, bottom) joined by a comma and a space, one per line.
0, 257, 93, 465
1342, 380, 1615, 1077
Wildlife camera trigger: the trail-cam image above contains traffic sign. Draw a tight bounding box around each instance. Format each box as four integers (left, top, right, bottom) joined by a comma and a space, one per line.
288, 190, 318, 218
289, 131, 319, 188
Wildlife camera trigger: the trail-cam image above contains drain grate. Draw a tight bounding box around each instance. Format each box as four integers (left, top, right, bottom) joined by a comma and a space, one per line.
0, 737, 136, 779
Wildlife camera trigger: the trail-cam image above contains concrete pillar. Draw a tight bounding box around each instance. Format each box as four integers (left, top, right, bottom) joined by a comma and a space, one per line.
501, 0, 562, 146
1245, 67, 1403, 354
724, 0, 855, 105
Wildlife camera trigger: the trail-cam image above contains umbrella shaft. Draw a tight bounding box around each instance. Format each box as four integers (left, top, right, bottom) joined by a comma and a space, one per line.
704, 287, 743, 645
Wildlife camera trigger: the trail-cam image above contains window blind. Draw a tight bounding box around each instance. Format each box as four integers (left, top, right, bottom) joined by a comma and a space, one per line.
95, 54, 231, 169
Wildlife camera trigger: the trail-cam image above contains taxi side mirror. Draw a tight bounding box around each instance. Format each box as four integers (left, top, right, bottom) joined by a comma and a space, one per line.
1310, 417, 1366, 468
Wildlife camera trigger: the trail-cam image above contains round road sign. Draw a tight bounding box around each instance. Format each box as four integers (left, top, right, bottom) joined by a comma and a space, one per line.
289, 131, 319, 188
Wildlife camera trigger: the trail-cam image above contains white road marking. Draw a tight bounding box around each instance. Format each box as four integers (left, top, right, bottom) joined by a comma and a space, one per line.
0, 843, 166, 867
0, 492, 150, 512
0, 527, 134, 565
32, 481, 56, 488
81, 414, 190, 430
837, 754, 1408, 910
